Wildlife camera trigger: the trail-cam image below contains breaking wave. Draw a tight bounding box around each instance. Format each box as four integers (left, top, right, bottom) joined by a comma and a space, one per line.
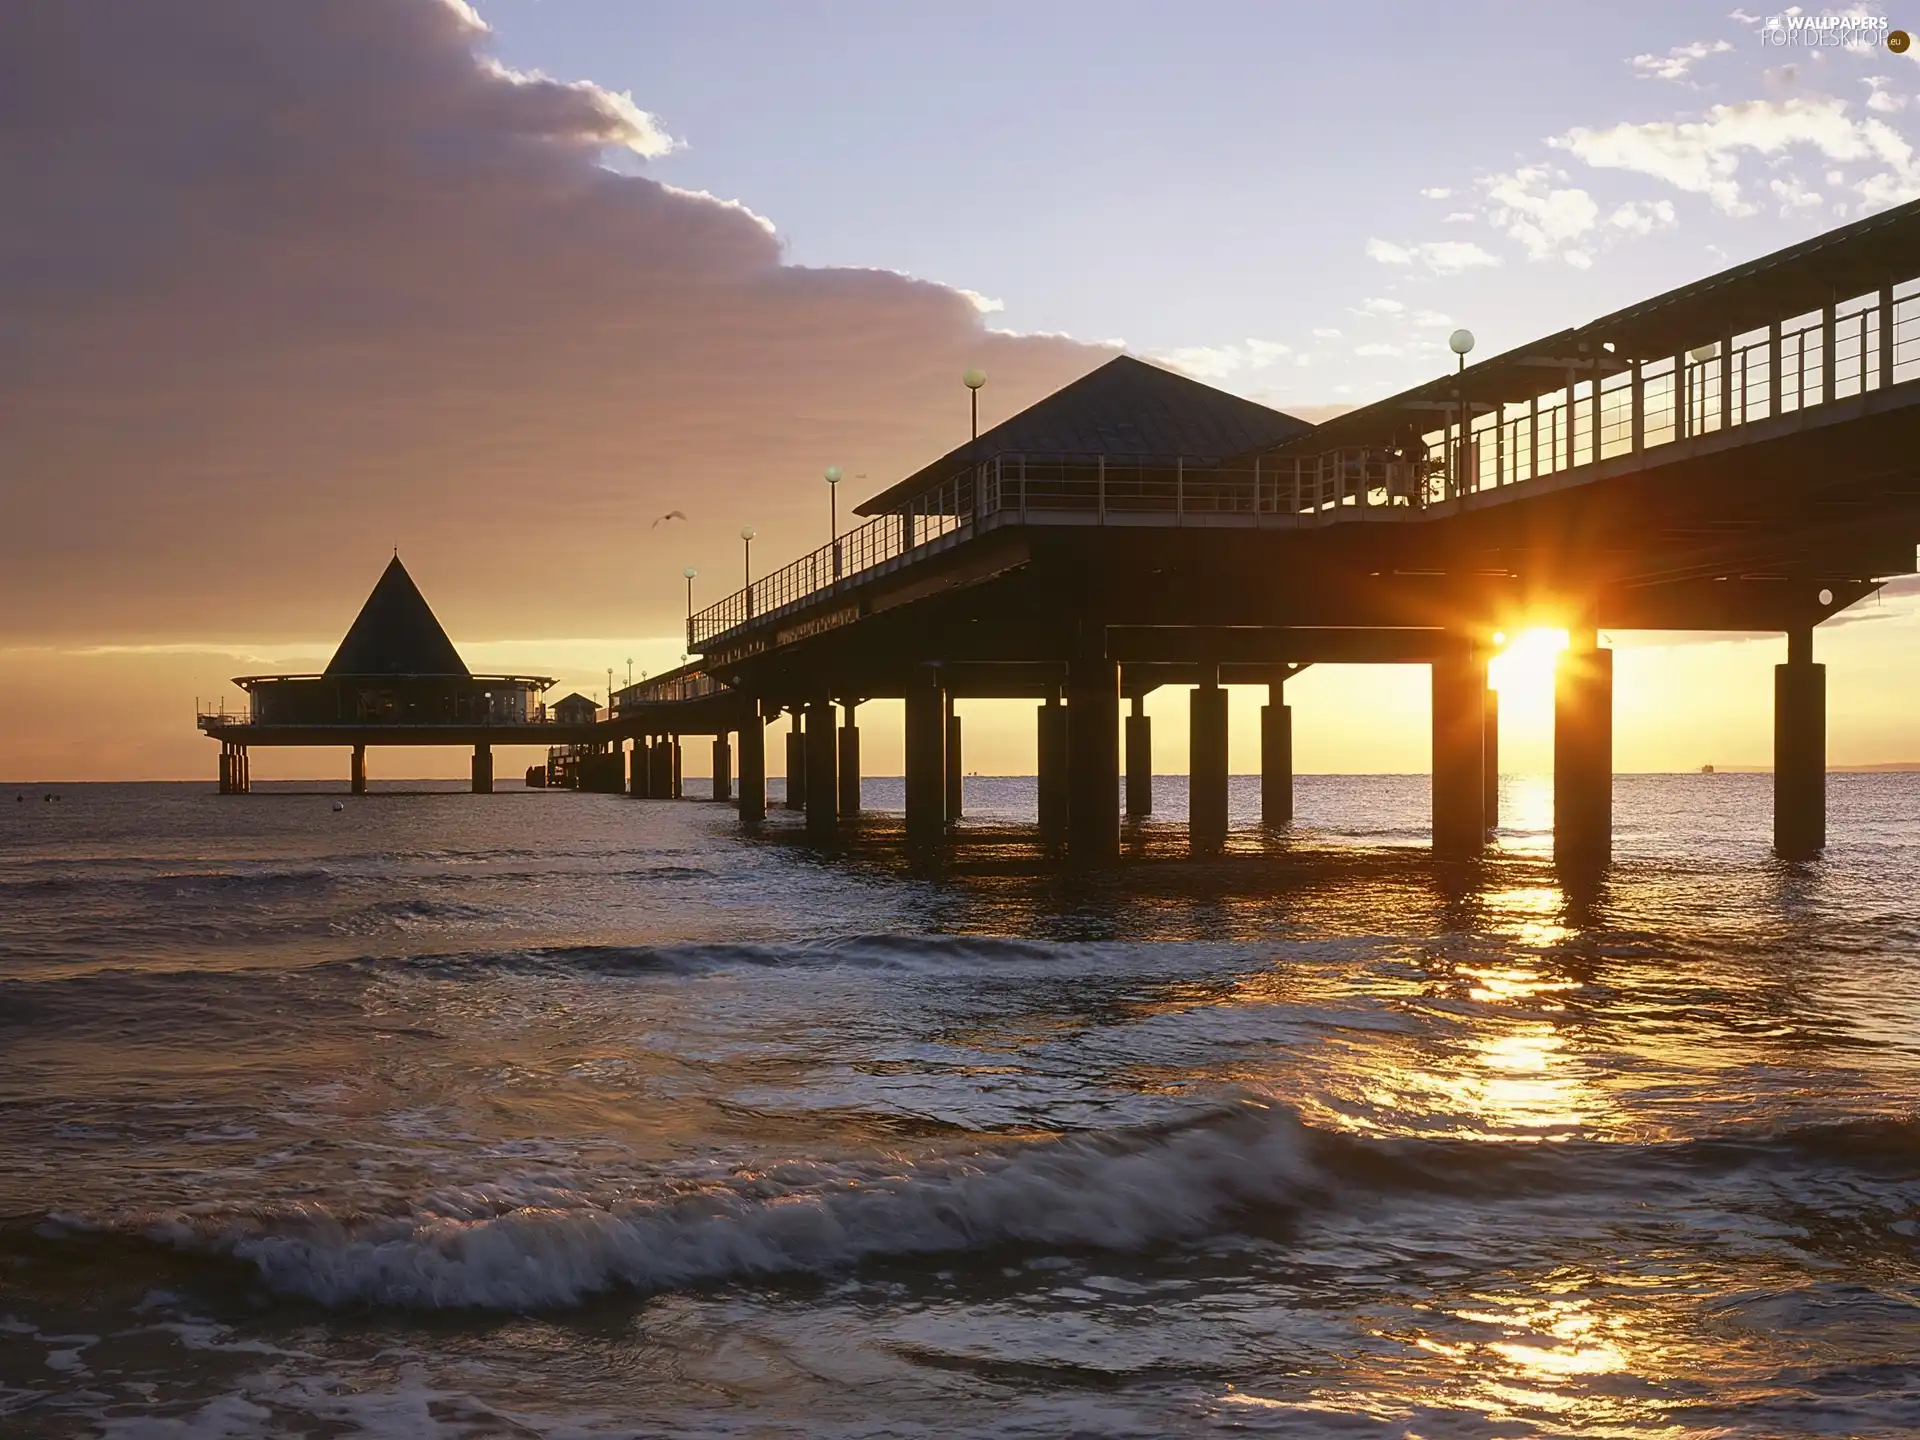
18, 1106, 1919, 1312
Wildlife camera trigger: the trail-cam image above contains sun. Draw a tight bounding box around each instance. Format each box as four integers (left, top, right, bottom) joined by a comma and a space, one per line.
1489, 627, 1569, 695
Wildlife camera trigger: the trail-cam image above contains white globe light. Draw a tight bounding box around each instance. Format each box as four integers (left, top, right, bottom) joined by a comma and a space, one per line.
1448, 329, 1475, 357
824, 465, 841, 484
740, 525, 756, 540
962, 368, 987, 390
1688, 342, 1720, 363
683, 566, 697, 579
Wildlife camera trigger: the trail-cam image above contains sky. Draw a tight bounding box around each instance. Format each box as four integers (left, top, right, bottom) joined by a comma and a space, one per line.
3, 0, 1918, 781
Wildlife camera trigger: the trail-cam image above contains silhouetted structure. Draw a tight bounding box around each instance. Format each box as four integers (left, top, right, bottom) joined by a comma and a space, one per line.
200, 556, 556, 792
682, 200, 1920, 867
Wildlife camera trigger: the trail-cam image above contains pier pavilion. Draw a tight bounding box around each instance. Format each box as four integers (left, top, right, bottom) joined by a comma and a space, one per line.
199, 556, 570, 792
678, 198, 1920, 866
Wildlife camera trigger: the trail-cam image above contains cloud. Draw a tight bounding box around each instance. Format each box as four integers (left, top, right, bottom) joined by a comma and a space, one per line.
1769, 173, 1825, 212
1159, 338, 1293, 380
1364, 238, 1502, 273
1412, 309, 1455, 328
0, 0, 1112, 643
1628, 39, 1733, 84
1312, 326, 1344, 339
1356, 297, 1406, 316
1420, 186, 1453, 199
1865, 76, 1911, 114
959, 290, 1006, 314
1551, 94, 1919, 215
1607, 198, 1679, 234
1442, 210, 1476, 223
1480, 165, 1600, 261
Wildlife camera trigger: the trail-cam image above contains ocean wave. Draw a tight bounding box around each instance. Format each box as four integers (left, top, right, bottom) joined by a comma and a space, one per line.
16, 1106, 1918, 1313
62, 1102, 1325, 1309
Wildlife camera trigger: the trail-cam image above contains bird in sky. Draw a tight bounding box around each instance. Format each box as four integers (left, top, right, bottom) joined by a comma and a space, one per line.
651, 509, 688, 529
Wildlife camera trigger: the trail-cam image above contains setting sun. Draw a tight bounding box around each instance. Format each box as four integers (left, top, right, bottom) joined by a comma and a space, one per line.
1489, 628, 1570, 695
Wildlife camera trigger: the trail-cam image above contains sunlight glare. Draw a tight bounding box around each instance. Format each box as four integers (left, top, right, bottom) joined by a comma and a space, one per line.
1488, 627, 1568, 695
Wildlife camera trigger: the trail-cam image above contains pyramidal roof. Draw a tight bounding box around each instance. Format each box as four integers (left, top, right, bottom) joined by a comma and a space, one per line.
857, 355, 1312, 514
324, 557, 470, 678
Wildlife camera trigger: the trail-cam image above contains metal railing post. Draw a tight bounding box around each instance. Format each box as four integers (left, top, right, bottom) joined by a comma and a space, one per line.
1821, 299, 1837, 405
1880, 283, 1896, 389
1529, 393, 1540, 477
1175, 456, 1184, 525
1629, 361, 1643, 454
1769, 317, 1781, 417
1098, 455, 1106, 525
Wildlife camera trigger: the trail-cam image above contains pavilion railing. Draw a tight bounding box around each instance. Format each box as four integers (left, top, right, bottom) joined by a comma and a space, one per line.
688, 277, 1920, 650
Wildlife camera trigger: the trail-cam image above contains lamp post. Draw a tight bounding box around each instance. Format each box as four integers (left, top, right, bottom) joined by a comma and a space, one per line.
825, 466, 842, 579
963, 368, 986, 442
740, 526, 756, 619
683, 566, 697, 641
1447, 329, 1475, 500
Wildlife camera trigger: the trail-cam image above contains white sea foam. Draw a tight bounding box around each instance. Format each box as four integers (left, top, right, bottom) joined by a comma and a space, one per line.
161, 1102, 1322, 1309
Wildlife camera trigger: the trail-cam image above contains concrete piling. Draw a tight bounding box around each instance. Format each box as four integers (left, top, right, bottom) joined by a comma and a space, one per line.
1124, 695, 1152, 818
1260, 687, 1292, 828
805, 697, 838, 838
738, 716, 767, 823
1066, 657, 1120, 863
1774, 627, 1826, 858
1189, 668, 1229, 853
905, 664, 947, 842
1038, 695, 1069, 844
837, 702, 861, 816
1553, 630, 1613, 868
1431, 640, 1487, 856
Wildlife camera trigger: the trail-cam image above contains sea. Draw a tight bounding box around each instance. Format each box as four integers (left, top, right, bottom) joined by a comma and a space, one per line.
3, 773, 1919, 1439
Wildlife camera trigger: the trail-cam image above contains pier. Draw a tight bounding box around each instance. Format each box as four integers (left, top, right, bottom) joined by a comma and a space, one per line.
671, 200, 1920, 866
202, 202, 1920, 869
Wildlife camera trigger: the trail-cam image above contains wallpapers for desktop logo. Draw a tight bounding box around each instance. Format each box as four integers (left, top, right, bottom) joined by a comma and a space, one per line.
1759, 12, 1908, 50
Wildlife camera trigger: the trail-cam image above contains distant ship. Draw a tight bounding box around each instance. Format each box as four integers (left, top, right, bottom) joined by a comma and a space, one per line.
1701, 764, 1716, 774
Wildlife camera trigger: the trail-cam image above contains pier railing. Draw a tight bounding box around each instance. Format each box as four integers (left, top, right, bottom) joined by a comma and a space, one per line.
688, 276, 1920, 651
612, 668, 728, 709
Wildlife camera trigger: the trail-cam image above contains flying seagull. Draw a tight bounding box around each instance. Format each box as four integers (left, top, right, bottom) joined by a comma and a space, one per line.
651, 509, 688, 529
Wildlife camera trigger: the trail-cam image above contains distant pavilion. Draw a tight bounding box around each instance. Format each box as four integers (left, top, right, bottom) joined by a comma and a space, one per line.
201, 556, 561, 792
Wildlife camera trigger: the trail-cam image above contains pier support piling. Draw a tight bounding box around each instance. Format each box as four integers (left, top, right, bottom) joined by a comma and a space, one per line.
650, 737, 673, 798
946, 698, 964, 821
805, 697, 838, 839
1190, 668, 1229, 853
711, 736, 732, 803
1554, 629, 1613, 868
1774, 628, 1826, 858
784, 722, 807, 810
218, 747, 232, 794
1038, 695, 1069, 843
350, 744, 367, 795
1125, 695, 1152, 818
1066, 657, 1120, 863
471, 743, 494, 795
1431, 640, 1486, 856
671, 737, 683, 799
838, 702, 861, 816
738, 716, 767, 823
905, 664, 947, 843
1483, 686, 1500, 831
1260, 686, 1292, 828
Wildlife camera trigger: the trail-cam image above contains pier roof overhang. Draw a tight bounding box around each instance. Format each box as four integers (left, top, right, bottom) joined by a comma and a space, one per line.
854, 355, 1311, 516
1247, 195, 1920, 456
